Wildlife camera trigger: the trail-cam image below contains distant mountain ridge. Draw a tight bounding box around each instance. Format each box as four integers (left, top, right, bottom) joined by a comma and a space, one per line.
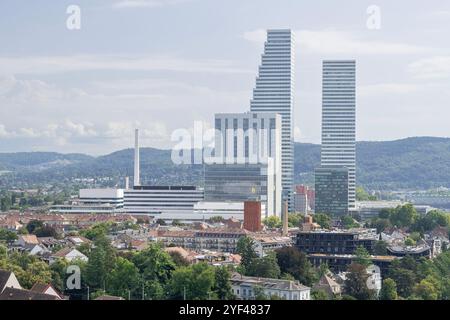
1, 136, 450, 190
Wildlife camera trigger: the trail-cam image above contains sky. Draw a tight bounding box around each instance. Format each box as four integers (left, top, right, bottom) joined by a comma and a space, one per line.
0, 0, 450, 155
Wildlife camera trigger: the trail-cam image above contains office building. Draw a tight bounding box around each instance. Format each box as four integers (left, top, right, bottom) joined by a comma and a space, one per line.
321, 60, 356, 209
50, 189, 124, 214
315, 166, 349, 217
250, 29, 295, 209
204, 163, 274, 218
208, 112, 282, 217
123, 185, 204, 216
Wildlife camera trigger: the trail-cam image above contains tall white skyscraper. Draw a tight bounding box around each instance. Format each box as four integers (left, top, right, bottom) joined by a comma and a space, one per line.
321, 60, 356, 209
250, 29, 294, 209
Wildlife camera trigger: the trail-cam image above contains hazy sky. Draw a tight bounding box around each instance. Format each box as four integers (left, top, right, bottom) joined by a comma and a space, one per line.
1, 0, 450, 155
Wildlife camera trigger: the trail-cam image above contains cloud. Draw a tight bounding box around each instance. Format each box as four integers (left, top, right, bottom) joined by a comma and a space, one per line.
243, 29, 434, 55
359, 83, 420, 97
429, 10, 450, 18
0, 55, 251, 76
407, 56, 450, 80
112, 0, 189, 9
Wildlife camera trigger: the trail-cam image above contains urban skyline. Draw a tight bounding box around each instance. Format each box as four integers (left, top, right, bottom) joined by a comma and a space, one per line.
1, 1, 450, 155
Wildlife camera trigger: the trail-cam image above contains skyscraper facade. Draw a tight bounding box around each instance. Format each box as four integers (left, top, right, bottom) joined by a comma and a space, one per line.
315, 166, 349, 217
250, 29, 294, 210
321, 60, 356, 209
206, 112, 282, 217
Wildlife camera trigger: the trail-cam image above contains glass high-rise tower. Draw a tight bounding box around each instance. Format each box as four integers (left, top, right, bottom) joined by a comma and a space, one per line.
250, 29, 294, 209
321, 60, 356, 210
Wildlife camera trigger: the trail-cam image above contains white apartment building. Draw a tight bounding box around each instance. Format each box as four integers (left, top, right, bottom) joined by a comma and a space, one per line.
230, 273, 310, 300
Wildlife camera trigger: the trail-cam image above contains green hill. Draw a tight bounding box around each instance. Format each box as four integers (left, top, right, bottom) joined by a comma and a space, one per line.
1, 137, 450, 190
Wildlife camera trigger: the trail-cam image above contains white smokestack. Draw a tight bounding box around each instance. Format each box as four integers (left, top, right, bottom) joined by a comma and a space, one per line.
134, 129, 140, 187
125, 176, 129, 190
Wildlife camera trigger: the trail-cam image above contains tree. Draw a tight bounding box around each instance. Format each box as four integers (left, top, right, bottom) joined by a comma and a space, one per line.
156, 219, 166, 226
389, 204, 418, 228
107, 257, 140, 299
344, 263, 376, 300
49, 258, 69, 292
288, 213, 303, 228
247, 252, 281, 279
132, 243, 175, 285
1, 196, 12, 211
26, 220, 44, 234
236, 236, 258, 274
313, 213, 331, 229
370, 218, 391, 233
354, 246, 371, 267
19, 260, 53, 289
34, 225, 59, 238
412, 210, 449, 233
168, 251, 190, 267
379, 278, 398, 300
84, 235, 116, 291
171, 219, 183, 226
373, 241, 388, 255
80, 222, 111, 241
214, 266, 233, 299
341, 215, 358, 229
275, 246, 317, 286
413, 278, 439, 300
253, 286, 268, 300
356, 187, 377, 201
311, 289, 329, 300
262, 216, 281, 229
388, 265, 416, 298
0, 229, 18, 244
208, 216, 225, 224
0, 244, 7, 259
169, 263, 215, 300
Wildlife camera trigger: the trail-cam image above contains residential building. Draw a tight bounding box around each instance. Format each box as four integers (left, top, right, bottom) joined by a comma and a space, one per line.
295, 228, 378, 255
157, 229, 250, 253
0, 270, 22, 293
321, 60, 356, 210
315, 166, 349, 217
50, 247, 88, 264
307, 253, 397, 275
250, 29, 295, 209
230, 273, 310, 300
312, 273, 342, 298
251, 235, 292, 257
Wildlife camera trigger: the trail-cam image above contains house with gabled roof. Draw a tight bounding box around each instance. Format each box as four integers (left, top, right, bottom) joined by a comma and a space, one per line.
50, 247, 88, 264
30, 283, 65, 300
0, 269, 22, 293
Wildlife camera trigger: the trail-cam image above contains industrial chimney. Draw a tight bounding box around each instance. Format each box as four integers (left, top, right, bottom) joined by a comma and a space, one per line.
134, 129, 140, 187
282, 200, 288, 236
